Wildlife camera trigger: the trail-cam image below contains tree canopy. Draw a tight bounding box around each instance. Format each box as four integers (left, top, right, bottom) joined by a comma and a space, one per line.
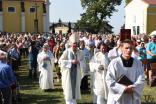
76, 0, 122, 34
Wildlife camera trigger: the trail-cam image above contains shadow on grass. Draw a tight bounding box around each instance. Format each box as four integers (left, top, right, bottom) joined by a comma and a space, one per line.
81, 89, 91, 94
18, 75, 39, 90
17, 58, 156, 104
15, 58, 65, 104
19, 93, 62, 104
53, 88, 63, 92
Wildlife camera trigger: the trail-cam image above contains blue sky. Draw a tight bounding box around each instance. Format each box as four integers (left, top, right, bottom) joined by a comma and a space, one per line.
49, 0, 125, 34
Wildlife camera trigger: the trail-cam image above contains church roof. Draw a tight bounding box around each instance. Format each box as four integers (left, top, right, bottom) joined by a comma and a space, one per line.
142, 0, 156, 5
50, 22, 75, 29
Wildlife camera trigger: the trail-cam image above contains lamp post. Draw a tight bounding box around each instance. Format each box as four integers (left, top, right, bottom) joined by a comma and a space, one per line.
34, 2, 39, 33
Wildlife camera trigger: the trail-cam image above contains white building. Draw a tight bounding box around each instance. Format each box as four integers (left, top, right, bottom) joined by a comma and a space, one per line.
125, 0, 156, 35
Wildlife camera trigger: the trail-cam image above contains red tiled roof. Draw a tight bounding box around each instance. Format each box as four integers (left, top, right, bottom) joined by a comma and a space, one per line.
142, 0, 156, 5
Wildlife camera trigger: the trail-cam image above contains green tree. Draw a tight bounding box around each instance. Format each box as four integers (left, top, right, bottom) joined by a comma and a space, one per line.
76, 0, 122, 33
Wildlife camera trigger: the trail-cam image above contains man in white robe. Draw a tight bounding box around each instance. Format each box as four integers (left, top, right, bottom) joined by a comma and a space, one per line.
59, 33, 85, 104
89, 42, 109, 104
37, 43, 55, 91
79, 40, 90, 91
106, 39, 145, 104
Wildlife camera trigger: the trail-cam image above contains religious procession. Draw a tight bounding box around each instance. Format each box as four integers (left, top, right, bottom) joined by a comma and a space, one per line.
0, 31, 156, 104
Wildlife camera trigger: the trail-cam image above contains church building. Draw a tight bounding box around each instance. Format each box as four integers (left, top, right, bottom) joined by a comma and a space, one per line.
125, 0, 156, 35
0, 0, 50, 33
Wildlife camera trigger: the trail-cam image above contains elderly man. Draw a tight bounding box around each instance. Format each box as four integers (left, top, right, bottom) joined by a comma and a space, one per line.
59, 33, 85, 104
0, 51, 16, 104
106, 39, 145, 104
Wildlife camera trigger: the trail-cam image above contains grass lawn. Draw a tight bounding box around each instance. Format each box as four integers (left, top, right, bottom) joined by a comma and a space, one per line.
16, 58, 156, 104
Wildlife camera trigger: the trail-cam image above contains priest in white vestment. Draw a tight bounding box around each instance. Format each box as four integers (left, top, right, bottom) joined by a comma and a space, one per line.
106, 39, 145, 104
59, 33, 85, 104
89, 42, 109, 104
37, 43, 55, 91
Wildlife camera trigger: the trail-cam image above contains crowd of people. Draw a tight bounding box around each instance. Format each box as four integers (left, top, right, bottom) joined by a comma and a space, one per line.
0, 31, 156, 104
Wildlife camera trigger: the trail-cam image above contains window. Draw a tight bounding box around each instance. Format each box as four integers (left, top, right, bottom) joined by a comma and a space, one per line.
137, 26, 140, 35
42, 3, 46, 13
0, 1, 2, 12
30, 7, 35, 13
133, 26, 136, 35
21, 2, 25, 12
8, 7, 15, 13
